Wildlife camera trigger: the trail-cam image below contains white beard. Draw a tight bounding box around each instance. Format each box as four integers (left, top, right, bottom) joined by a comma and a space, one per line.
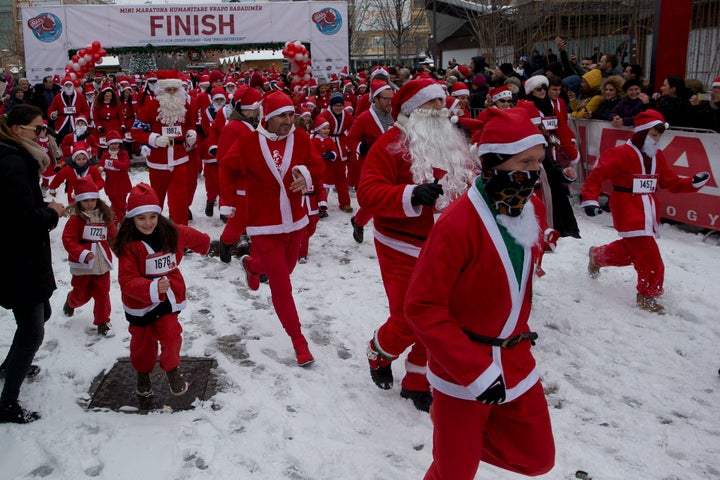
642, 139, 659, 158
496, 200, 540, 248
156, 90, 188, 126
393, 108, 476, 210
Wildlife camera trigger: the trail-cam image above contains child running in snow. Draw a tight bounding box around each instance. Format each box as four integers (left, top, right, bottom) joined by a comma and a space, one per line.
111, 183, 210, 397
49, 140, 104, 204
61, 177, 117, 336
100, 130, 132, 223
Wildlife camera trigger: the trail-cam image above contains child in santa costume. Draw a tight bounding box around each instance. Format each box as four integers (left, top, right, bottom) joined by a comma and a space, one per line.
100, 130, 132, 223
323, 92, 354, 213
222, 91, 324, 367
581, 109, 710, 313
49, 141, 104, 203
405, 108, 557, 480
37, 121, 62, 193
61, 177, 117, 336
59, 115, 98, 167
311, 114, 338, 221
111, 183, 210, 396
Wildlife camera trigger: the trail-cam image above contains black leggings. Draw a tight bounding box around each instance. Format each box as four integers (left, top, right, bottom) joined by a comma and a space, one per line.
0, 300, 50, 403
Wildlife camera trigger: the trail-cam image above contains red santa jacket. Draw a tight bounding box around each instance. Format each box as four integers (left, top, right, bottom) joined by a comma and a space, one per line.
355, 93, 371, 116
207, 106, 229, 159
357, 127, 436, 257
60, 133, 99, 161
405, 188, 549, 403
49, 165, 104, 203
346, 107, 391, 159
120, 97, 136, 138
100, 149, 132, 197
324, 109, 353, 161
581, 141, 699, 237
131, 97, 197, 170
48, 91, 90, 133
223, 126, 324, 236
217, 118, 255, 216
94, 102, 123, 139
199, 104, 223, 162
118, 225, 210, 319
62, 214, 117, 271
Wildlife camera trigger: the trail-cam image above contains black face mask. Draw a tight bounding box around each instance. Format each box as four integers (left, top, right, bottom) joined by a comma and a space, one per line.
481, 169, 540, 217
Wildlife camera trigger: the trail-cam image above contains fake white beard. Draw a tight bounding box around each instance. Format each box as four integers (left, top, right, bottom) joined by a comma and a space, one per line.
496, 199, 540, 248
394, 108, 476, 209
642, 138, 659, 158
157, 90, 188, 126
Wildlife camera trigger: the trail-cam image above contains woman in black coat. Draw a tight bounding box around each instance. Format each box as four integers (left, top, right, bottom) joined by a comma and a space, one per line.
0, 104, 65, 423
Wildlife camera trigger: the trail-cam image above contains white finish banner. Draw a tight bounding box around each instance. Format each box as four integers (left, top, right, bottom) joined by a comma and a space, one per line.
21, 2, 348, 84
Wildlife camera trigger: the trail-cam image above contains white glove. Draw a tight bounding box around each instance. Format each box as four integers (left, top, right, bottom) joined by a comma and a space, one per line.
141, 145, 151, 157
185, 131, 197, 147
154, 135, 170, 148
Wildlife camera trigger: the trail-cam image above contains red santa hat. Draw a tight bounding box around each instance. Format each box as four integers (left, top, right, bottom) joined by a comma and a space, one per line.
370, 66, 389, 79
344, 102, 354, 113
305, 95, 317, 108
209, 70, 224, 85
74, 114, 89, 125
100, 82, 114, 93
71, 141, 90, 160
261, 91, 295, 121
370, 80, 391, 99
457, 65, 469, 79
524, 75, 549, 95
145, 70, 158, 82
105, 130, 123, 144
157, 70, 182, 91
298, 107, 313, 118
391, 78, 446, 119
313, 114, 330, 132
211, 86, 227, 102
249, 72, 264, 88
73, 177, 100, 202
713, 76, 720, 88
476, 108, 547, 165
450, 82, 470, 97
126, 182, 162, 218
340, 66, 349, 77
198, 75, 211, 87
489, 86, 512, 103
237, 86, 263, 110
357, 71, 367, 80
224, 77, 237, 87
84, 84, 96, 95
633, 109, 669, 132
515, 100, 542, 125
53, 74, 61, 84
445, 96, 460, 112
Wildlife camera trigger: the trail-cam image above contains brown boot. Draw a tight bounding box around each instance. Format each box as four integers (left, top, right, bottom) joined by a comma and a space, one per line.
136, 372, 152, 397
637, 294, 665, 314
166, 367, 189, 395
588, 247, 600, 279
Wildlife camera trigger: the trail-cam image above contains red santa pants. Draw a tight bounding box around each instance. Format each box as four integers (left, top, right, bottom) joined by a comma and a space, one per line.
220, 194, 248, 246
347, 156, 364, 189
203, 161, 220, 203
128, 313, 183, 373
108, 194, 128, 223
148, 162, 190, 225
324, 159, 351, 209
186, 149, 202, 208
299, 214, 319, 258
244, 229, 306, 341
425, 383, 555, 480
592, 235, 664, 298
67, 272, 111, 325
374, 240, 429, 391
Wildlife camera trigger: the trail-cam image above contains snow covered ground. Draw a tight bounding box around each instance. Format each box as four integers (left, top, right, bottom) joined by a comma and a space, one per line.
2, 168, 719, 480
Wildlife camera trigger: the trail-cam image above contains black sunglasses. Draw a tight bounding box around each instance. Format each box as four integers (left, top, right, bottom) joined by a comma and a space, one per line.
19, 125, 45, 135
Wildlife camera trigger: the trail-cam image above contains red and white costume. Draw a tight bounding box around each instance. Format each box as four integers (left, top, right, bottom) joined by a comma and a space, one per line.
47, 84, 90, 139
321, 106, 353, 209
100, 132, 132, 222
49, 142, 104, 204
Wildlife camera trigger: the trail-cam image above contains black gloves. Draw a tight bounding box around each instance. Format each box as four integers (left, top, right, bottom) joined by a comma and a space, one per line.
584, 205, 603, 217
411, 183, 443, 207
97, 126, 104, 133
358, 142, 370, 157
195, 124, 205, 137
322, 151, 336, 161
693, 172, 710, 186
477, 375, 506, 405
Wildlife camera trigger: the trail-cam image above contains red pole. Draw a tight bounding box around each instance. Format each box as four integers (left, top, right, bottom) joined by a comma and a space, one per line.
650, 0, 693, 93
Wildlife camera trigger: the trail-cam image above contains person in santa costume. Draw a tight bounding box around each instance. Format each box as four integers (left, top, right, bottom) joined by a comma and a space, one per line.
216, 85, 263, 263
131, 70, 198, 225
358, 78, 477, 412
198, 86, 230, 217
47, 76, 90, 144
37, 120, 62, 193
405, 107, 557, 480
111, 183, 210, 397
322, 92, 354, 213
59, 114, 98, 166
222, 91, 325, 366
346, 80, 395, 243
581, 109, 711, 314
100, 130, 132, 222
61, 177, 117, 337
49, 141, 104, 203
93, 83, 123, 146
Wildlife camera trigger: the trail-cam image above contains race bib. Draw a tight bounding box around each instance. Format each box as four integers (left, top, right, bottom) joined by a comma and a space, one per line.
162, 126, 182, 138
632, 174, 658, 194
145, 252, 177, 277
124, 132, 133, 140
99, 137, 106, 145
82, 223, 107, 242
104, 159, 114, 169
64, 106, 77, 115
542, 117, 558, 131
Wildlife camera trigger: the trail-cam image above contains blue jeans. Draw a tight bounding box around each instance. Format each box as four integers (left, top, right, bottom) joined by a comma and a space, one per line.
0, 300, 50, 403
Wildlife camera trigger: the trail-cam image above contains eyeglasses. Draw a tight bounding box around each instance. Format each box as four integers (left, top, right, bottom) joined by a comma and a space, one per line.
377, 95, 393, 101
18, 125, 44, 136
534, 86, 547, 92
496, 99, 512, 104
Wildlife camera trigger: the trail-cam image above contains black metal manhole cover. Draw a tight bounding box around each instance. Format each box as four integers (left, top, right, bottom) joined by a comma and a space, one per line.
87, 357, 218, 414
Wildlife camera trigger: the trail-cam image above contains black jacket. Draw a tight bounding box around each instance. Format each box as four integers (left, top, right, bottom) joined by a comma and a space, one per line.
0, 139, 59, 309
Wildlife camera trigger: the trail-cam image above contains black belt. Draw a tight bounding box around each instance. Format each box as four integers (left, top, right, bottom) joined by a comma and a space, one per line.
613, 185, 633, 193
462, 329, 538, 349
383, 226, 427, 242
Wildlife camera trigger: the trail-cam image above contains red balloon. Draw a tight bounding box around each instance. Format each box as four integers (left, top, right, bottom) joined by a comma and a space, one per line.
72, 55, 79, 62
92, 53, 100, 61
78, 49, 86, 57
92, 40, 101, 50
99, 49, 106, 57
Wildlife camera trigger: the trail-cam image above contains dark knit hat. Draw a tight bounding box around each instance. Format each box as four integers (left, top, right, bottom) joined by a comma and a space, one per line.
622, 78, 643, 93
329, 92, 345, 106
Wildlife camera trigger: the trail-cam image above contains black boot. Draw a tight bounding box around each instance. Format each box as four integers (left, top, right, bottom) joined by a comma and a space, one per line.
219, 241, 232, 264
0, 401, 40, 424
351, 216, 364, 243
136, 372, 152, 397
400, 389, 433, 413
63, 294, 74, 317
205, 200, 215, 217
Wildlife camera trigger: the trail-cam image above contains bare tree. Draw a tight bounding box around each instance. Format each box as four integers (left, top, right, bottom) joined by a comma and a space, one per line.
370, 0, 428, 65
